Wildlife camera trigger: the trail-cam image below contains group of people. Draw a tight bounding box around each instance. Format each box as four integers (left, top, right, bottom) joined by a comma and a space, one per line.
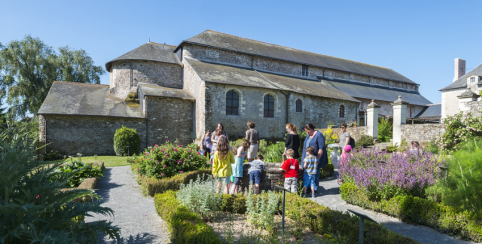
203, 121, 346, 198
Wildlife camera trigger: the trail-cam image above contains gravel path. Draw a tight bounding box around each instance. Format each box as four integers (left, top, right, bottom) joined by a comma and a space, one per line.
312, 170, 475, 244
85, 166, 170, 244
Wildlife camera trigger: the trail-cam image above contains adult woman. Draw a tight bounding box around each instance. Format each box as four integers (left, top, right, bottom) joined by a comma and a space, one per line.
338, 123, 350, 155
283, 123, 300, 159
200, 130, 212, 157
302, 124, 328, 193
211, 123, 228, 145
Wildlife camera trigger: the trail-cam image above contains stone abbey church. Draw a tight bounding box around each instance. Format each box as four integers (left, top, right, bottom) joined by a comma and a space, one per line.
38, 30, 432, 156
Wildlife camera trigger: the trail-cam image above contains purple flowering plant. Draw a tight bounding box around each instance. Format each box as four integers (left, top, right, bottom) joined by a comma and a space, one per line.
339, 147, 444, 200
129, 139, 208, 178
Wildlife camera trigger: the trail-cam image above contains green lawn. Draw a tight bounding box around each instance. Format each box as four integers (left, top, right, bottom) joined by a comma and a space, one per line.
59, 156, 131, 167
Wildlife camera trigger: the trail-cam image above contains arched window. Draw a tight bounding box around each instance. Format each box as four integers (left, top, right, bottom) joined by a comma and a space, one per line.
264, 95, 274, 117
296, 99, 302, 112
226, 90, 239, 115
339, 105, 345, 118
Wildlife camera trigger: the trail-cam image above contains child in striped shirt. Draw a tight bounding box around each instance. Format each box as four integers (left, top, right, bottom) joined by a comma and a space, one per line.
303, 146, 319, 198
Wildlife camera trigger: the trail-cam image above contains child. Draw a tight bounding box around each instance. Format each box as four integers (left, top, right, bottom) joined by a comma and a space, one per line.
210, 129, 225, 163
280, 149, 299, 193
303, 146, 318, 198
341, 145, 352, 161
201, 130, 212, 157
231, 140, 250, 194
248, 155, 265, 194
212, 136, 234, 194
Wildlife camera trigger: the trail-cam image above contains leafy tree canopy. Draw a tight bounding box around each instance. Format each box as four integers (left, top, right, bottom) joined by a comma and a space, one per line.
0, 35, 105, 117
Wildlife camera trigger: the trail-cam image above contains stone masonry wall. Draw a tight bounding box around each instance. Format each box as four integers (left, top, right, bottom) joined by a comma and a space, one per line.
42, 115, 146, 156
183, 55, 206, 141
111, 60, 182, 99
401, 124, 445, 143
358, 98, 425, 119
326, 126, 367, 142
146, 96, 194, 147
468, 100, 482, 117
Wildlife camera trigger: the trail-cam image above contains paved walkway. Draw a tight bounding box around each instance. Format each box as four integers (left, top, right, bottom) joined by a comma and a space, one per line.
85, 166, 170, 244
313, 170, 475, 244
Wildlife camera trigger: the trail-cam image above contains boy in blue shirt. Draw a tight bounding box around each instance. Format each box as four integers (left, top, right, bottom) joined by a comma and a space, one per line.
303, 146, 318, 198
248, 155, 265, 194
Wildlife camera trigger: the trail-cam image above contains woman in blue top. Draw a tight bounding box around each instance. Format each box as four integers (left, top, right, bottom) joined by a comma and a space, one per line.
302, 124, 328, 193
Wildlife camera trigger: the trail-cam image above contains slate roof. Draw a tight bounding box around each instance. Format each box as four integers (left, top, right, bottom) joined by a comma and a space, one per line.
414, 103, 441, 120
176, 30, 417, 85
186, 58, 359, 103
138, 83, 195, 100
105, 42, 180, 71
440, 63, 482, 91
38, 81, 143, 118
322, 79, 432, 106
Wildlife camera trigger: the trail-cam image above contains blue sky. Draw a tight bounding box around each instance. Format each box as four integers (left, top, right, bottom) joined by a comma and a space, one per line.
1, 0, 481, 104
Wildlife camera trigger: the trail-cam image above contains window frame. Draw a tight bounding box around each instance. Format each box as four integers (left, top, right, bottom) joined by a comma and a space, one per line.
226, 90, 239, 116
471, 77, 475, 83
296, 99, 302, 113
264, 94, 275, 118
302, 65, 309, 76
339, 105, 345, 118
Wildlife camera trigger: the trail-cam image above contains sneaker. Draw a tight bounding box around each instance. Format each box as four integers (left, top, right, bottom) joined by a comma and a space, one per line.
312, 194, 315, 199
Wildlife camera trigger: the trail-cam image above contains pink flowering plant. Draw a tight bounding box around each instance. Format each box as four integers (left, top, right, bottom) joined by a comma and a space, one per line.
436, 111, 482, 153
339, 147, 444, 200
130, 139, 207, 178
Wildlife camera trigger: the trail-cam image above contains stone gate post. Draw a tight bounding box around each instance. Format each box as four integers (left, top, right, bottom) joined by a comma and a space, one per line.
391, 96, 408, 146
365, 100, 380, 140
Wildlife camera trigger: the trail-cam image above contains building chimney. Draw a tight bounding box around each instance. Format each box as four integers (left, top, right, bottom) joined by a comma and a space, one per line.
453, 58, 466, 82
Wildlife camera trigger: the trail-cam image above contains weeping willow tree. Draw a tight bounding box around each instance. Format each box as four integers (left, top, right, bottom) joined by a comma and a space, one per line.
0, 129, 120, 243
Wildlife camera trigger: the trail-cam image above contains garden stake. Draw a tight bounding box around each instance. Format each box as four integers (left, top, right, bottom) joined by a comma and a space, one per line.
274, 185, 288, 235
348, 209, 377, 244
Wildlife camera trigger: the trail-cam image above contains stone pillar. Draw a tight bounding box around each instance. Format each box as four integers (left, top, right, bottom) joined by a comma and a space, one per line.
365, 100, 380, 140
391, 96, 409, 146
457, 89, 480, 112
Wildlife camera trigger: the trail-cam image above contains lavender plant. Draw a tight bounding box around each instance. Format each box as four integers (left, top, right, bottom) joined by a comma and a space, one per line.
339, 147, 444, 200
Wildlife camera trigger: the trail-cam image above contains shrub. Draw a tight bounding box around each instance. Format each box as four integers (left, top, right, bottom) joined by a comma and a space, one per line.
246, 189, 280, 232
341, 182, 482, 242
154, 191, 222, 244
220, 193, 248, 214
427, 138, 482, 219
134, 169, 211, 196
355, 135, 374, 148
282, 190, 418, 243
320, 163, 335, 179
436, 111, 482, 152
339, 147, 443, 200
263, 141, 284, 163
55, 161, 104, 187
131, 140, 208, 179
43, 149, 62, 161
322, 127, 337, 145
176, 175, 223, 221
113, 126, 141, 156
378, 117, 393, 142
0, 139, 120, 243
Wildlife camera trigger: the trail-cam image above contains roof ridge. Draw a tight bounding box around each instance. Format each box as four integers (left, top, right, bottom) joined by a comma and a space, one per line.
201, 30, 396, 71
148, 42, 176, 47
54, 81, 108, 86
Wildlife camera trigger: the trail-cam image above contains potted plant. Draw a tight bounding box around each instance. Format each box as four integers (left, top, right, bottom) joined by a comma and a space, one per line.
326, 120, 336, 128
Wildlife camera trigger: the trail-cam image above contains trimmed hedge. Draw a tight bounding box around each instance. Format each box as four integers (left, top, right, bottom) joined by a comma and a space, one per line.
320, 163, 335, 179
154, 191, 222, 244
340, 182, 482, 242
114, 126, 141, 156
136, 169, 211, 196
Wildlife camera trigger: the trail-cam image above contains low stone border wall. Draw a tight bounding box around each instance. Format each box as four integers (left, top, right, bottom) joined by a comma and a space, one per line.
401, 124, 445, 143
61, 161, 105, 202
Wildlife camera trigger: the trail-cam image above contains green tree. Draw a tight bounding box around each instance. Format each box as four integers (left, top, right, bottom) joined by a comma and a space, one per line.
0, 35, 105, 117
378, 117, 393, 142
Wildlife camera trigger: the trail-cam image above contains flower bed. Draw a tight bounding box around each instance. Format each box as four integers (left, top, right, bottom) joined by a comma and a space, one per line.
339, 147, 443, 200
340, 182, 482, 242
154, 177, 418, 244
131, 140, 208, 179
436, 111, 482, 152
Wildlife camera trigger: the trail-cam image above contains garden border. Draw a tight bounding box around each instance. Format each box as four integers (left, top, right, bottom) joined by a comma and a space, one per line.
340, 182, 482, 242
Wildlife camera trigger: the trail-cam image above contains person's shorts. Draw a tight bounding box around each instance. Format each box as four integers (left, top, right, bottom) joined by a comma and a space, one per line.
303, 173, 316, 188
247, 144, 259, 159
216, 177, 231, 185
233, 177, 242, 185
249, 171, 261, 185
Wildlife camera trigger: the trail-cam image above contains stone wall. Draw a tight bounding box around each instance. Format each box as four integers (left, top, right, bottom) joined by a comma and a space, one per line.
146, 96, 194, 147
111, 60, 183, 99
236, 163, 304, 192
358, 98, 425, 119
325, 126, 367, 142
401, 124, 445, 143
40, 115, 146, 156
183, 57, 206, 140
468, 100, 482, 117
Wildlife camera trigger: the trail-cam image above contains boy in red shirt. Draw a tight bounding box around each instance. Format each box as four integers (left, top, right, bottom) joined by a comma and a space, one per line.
280, 149, 300, 193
